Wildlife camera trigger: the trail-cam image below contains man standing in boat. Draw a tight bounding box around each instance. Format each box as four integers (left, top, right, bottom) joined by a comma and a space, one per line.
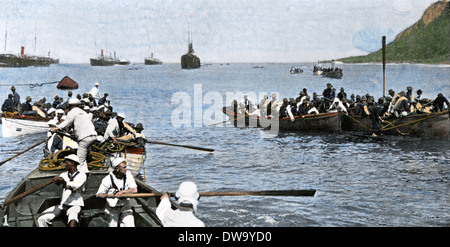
50, 98, 98, 174
89, 82, 101, 100
10, 86, 20, 111
96, 157, 137, 227
37, 155, 87, 227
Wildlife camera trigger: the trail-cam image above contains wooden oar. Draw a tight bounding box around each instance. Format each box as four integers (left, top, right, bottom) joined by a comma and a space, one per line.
1, 179, 54, 208
146, 140, 214, 152
112, 189, 316, 198
207, 114, 247, 127
0, 139, 46, 167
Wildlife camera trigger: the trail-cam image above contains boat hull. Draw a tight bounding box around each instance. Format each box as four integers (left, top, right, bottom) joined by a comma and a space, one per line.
145, 58, 163, 65
222, 107, 341, 132
342, 111, 450, 140
322, 70, 343, 79
1, 115, 50, 137
90, 58, 116, 66
0, 54, 59, 67
0, 146, 172, 227
181, 53, 200, 69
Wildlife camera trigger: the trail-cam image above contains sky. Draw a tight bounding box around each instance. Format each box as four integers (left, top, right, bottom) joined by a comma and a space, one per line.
0, 0, 439, 63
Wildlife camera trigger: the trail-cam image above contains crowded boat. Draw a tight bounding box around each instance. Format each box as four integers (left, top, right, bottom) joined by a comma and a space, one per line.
224, 82, 449, 138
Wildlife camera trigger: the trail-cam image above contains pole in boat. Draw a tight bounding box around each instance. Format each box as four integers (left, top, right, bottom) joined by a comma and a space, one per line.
382, 36, 386, 98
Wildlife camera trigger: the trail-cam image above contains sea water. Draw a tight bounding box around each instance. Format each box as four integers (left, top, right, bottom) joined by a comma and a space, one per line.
0, 62, 449, 226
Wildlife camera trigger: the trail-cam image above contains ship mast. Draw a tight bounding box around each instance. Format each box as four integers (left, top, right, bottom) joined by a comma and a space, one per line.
4, 21, 7, 52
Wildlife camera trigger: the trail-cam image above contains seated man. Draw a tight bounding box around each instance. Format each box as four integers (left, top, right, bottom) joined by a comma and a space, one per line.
37, 155, 87, 227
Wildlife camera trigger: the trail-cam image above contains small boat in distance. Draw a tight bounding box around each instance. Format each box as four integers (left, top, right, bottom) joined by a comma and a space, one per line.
290, 66, 303, 74
145, 53, 163, 65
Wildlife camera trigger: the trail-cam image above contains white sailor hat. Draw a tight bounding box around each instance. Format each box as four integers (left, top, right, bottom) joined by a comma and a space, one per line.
56, 109, 64, 115
47, 108, 56, 114
64, 154, 80, 164
111, 157, 127, 168
68, 98, 81, 105
117, 113, 125, 119
175, 181, 200, 211
95, 82, 99, 86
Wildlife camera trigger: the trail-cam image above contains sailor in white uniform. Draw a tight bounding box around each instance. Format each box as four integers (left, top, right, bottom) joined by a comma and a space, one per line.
96, 157, 137, 227
156, 181, 205, 227
37, 155, 87, 227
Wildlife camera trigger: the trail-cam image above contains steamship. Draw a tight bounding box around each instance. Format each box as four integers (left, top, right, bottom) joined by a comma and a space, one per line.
0, 46, 59, 67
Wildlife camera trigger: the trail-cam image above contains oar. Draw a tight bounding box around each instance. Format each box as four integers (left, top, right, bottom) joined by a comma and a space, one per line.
1, 179, 54, 208
207, 114, 247, 127
111, 189, 316, 198
146, 140, 214, 152
0, 139, 46, 167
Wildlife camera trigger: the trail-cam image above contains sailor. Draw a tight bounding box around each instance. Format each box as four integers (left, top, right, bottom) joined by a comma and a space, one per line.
337, 87, 347, 101
279, 98, 289, 118
415, 90, 422, 102
328, 98, 348, 114
50, 99, 98, 174
267, 93, 280, 117
96, 157, 137, 227
286, 98, 297, 121
392, 91, 410, 117
432, 93, 450, 112
52, 96, 60, 108
307, 102, 319, 114
55, 109, 65, 124
370, 98, 388, 137
45, 120, 63, 157
37, 155, 87, 227
98, 93, 110, 107
297, 100, 310, 117
1, 94, 14, 112
322, 83, 334, 102
89, 82, 101, 100
406, 86, 415, 104
10, 86, 20, 111
156, 181, 205, 227
21, 96, 35, 116
259, 95, 270, 117
104, 113, 127, 144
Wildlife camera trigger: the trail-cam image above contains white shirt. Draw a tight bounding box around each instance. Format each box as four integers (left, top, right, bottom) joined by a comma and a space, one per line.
57, 107, 97, 141
89, 86, 100, 99
156, 197, 205, 227
104, 117, 120, 140
96, 170, 137, 207
59, 170, 87, 207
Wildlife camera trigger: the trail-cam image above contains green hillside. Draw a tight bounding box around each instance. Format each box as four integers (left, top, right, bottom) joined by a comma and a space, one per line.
340, 2, 450, 64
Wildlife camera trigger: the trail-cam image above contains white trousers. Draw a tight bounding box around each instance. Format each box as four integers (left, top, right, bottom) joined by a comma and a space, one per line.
77, 135, 97, 173
105, 204, 135, 227
37, 205, 81, 227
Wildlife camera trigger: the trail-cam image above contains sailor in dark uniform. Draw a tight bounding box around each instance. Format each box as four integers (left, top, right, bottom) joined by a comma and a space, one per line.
2, 94, 14, 112
432, 93, 450, 112
370, 98, 388, 136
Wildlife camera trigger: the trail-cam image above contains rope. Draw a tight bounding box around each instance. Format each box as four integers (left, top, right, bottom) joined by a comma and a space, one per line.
38, 139, 138, 171
0, 81, 59, 89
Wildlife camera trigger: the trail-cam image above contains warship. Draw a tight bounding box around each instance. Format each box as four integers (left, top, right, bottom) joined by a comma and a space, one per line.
0, 46, 59, 67
180, 27, 200, 69
144, 53, 162, 65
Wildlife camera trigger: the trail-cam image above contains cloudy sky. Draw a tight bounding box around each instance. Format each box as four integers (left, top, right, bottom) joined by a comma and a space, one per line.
0, 0, 438, 63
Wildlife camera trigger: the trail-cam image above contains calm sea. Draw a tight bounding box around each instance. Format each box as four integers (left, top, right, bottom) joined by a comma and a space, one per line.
0, 62, 449, 226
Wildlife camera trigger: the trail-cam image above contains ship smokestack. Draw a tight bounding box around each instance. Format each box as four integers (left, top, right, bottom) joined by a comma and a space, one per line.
21, 46, 24, 57
101, 49, 103, 57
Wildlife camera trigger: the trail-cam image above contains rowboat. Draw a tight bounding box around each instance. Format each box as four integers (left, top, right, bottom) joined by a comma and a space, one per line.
342, 110, 450, 140
222, 106, 341, 132
1, 113, 50, 138
0, 145, 173, 227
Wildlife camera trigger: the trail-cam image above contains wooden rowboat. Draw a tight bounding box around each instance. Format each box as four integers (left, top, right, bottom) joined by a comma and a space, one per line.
342, 110, 450, 140
0, 146, 175, 227
222, 106, 341, 132
1, 113, 50, 138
